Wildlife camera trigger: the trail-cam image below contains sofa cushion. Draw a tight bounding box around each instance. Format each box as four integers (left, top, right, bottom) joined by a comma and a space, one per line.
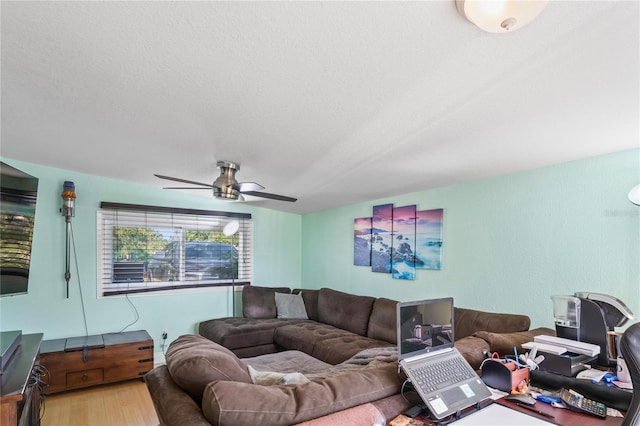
318, 288, 375, 336
199, 317, 306, 350
293, 289, 319, 321
274, 322, 355, 358
242, 350, 333, 376
275, 292, 308, 319
243, 285, 292, 318
454, 336, 491, 370
165, 334, 251, 403
473, 327, 556, 355
311, 336, 394, 365
201, 364, 401, 426
454, 307, 530, 339
232, 344, 281, 358
273, 322, 393, 365
367, 297, 398, 344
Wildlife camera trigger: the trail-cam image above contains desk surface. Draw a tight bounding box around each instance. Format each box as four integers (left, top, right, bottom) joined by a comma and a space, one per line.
496, 398, 623, 426
398, 397, 623, 426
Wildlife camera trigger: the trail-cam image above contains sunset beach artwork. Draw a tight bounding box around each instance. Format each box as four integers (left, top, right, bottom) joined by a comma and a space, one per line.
353, 203, 444, 279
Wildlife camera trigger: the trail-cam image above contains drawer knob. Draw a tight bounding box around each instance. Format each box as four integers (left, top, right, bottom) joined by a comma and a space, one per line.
82, 373, 88, 381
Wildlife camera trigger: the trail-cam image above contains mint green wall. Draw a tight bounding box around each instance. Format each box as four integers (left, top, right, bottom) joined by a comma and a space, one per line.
2, 150, 638, 346
0, 159, 302, 348
302, 149, 640, 330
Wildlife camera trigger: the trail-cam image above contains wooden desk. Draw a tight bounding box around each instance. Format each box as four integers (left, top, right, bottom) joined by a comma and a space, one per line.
397, 397, 624, 425
496, 397, 623, 426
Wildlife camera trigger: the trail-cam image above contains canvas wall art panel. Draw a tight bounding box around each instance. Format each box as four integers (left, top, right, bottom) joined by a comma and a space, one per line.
415, 208, 444, 270
392, 205, 417, 280
371, 203, 393, 273
353, 217, 372, 266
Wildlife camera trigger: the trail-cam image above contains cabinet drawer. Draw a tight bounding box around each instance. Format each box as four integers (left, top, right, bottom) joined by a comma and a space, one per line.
66, 368, 104, 388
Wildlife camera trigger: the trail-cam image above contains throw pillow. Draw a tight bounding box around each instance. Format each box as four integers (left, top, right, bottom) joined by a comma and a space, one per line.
275, 292, 308, 319
248, 365, 310, 386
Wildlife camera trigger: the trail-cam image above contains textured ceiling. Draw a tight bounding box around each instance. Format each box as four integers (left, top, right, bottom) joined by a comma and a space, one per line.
1, 1, 638, 214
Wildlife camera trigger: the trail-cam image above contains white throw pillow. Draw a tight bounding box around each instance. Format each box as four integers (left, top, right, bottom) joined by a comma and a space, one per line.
275, 292, 308, 319
247, 365, 310, 386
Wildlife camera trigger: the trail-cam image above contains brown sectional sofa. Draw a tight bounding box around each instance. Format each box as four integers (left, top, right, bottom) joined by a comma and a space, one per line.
199, 286, 543, 369
145, 286, 553, 425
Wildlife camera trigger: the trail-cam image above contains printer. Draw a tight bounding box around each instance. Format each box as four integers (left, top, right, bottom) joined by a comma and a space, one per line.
551, 292, 634, 367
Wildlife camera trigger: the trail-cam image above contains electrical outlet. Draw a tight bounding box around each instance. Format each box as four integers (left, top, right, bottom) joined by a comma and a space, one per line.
162, 330, 168, 340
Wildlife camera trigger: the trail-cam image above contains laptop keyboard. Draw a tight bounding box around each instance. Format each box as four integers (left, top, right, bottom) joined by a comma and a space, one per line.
411, 356, 475, 393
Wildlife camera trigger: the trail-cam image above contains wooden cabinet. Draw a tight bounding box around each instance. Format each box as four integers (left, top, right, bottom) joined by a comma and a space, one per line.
40, 330, 153, 394
0, 333, 43, 426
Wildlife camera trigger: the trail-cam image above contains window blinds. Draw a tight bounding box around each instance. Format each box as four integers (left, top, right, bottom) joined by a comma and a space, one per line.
97, 202, 252, 297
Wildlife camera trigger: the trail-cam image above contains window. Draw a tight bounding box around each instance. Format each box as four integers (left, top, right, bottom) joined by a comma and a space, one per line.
97, 202, 252, 297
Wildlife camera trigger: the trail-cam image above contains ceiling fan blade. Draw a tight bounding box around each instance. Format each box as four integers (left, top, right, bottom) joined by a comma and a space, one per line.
163, 186, 211, 190
241, 190, 297, 202
231, 182, 265, 192
154, 174, 212, 188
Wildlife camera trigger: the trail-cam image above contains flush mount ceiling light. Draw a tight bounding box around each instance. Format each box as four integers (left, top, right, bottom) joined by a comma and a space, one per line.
456, 0, 548, 33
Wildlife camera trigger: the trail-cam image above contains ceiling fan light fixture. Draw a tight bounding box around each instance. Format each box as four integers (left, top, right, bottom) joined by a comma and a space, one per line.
456, 0, 548, 33
213, 161, 241, 201
213, 186, 241, 201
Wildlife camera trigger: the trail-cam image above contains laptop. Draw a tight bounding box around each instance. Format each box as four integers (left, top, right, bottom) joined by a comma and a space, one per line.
397, 297, 492, 419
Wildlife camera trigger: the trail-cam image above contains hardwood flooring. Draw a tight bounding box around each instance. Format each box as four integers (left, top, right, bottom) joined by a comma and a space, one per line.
41, 379, 159, 426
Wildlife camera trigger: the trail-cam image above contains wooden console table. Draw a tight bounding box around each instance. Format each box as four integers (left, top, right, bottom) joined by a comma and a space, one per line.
0, 333, 43, 426
40, 330, 153, 394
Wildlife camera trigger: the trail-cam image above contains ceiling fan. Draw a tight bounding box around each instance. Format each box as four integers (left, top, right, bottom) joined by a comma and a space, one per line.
155, 161, 297, 203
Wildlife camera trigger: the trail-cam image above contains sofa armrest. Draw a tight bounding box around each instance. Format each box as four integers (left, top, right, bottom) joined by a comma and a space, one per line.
144, 366, 212, 426
472, 327, 556, 355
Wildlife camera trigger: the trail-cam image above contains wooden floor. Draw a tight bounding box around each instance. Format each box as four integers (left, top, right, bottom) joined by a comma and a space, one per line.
41, 379, 159, 426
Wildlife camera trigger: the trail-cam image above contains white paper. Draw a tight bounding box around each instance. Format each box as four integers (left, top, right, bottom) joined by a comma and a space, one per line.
576, 369, 607, 382
454, 403, 555, 425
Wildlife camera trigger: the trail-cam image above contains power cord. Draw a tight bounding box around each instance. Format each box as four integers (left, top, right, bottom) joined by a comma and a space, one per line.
30, 365, 49, 422
118, 290, 140, 333
400, 378, 414, 403
70, 223, 89, 337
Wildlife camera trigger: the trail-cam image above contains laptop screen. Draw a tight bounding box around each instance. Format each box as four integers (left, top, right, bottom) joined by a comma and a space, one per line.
397, 297, 454, 361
